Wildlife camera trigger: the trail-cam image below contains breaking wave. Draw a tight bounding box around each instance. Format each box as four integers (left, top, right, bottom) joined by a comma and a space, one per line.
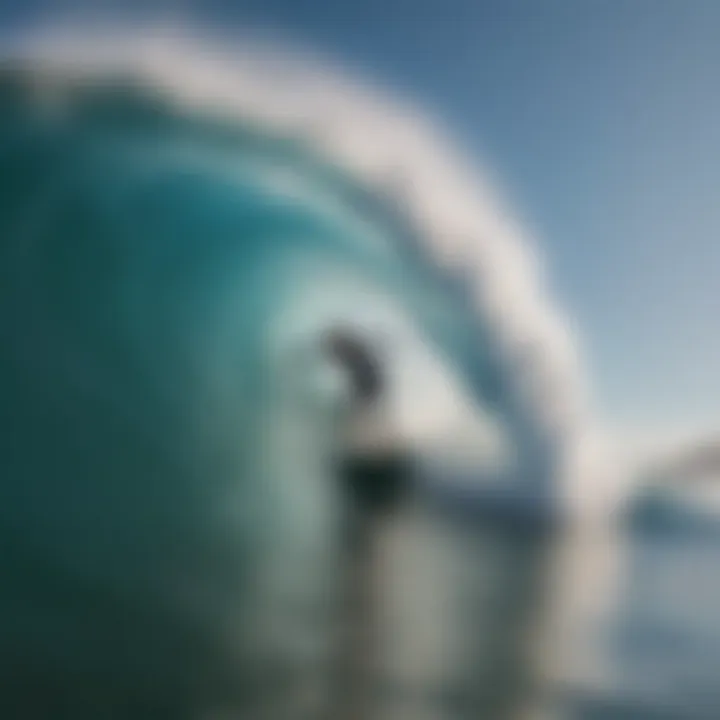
0, 22, 612, 715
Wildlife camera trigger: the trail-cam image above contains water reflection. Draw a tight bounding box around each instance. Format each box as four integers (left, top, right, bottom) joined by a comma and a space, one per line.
333, 470, 720, 720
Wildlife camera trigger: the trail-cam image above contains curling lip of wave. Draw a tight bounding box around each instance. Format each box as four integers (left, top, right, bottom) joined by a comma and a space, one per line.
2, 24, 607, 511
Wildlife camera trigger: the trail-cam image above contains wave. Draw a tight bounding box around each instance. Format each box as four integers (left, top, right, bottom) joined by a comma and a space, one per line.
4, 23, 610, 509
0, 22, 612, 715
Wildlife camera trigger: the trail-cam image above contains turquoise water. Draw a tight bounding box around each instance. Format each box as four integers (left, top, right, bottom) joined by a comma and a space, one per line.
0, 58, 521, 717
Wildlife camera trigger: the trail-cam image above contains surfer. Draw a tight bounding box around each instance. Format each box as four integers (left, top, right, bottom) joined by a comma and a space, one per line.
323, 327, 413, 529
322, 325, 413, 526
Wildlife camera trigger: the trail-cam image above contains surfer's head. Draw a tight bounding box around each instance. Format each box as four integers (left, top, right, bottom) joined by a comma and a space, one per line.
322, 327, 385, 405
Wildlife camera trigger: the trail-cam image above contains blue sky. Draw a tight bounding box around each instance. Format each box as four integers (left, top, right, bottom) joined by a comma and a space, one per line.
6, 0, 720, 441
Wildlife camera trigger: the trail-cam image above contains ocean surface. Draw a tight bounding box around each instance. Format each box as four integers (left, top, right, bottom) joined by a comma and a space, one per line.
326, 483, 720, 720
